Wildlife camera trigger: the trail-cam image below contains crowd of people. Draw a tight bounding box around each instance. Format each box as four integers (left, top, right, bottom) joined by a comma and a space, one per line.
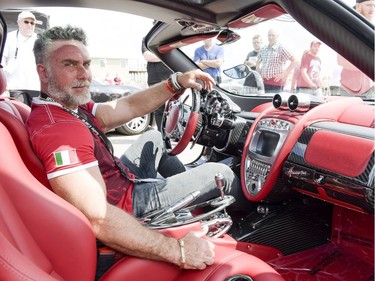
244, 0, 373, 96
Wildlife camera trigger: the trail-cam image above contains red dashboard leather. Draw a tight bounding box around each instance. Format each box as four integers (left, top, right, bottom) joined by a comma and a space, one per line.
305, 130, 374, 177
338, 103, 375, 127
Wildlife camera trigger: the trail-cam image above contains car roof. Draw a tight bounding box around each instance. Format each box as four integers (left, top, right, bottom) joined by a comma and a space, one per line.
0, 0, 373, 79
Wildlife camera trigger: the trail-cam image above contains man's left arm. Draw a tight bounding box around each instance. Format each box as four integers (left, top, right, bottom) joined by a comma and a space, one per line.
284, 55, 298, 80
198, 58, 224, 69
275, 48, 298, 83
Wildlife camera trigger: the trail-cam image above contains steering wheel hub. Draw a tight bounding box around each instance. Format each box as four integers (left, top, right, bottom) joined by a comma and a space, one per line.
165, 103, 180, 134
162, 89, 201, 155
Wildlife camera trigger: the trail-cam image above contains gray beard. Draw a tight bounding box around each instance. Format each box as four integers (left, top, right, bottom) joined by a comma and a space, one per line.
48, 78, 91, 108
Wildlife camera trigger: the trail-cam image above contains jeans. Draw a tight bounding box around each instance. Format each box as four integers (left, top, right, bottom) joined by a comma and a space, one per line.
120, 130, 249, 217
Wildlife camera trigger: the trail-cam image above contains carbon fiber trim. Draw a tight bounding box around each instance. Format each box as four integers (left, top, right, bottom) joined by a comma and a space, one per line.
214, 117, 249, 156
230, 201, 332, 255
285, 123, 374, 213
288, 125, 374, 185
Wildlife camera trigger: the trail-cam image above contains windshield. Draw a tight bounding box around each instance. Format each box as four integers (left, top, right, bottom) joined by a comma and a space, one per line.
180, 9, 374, 101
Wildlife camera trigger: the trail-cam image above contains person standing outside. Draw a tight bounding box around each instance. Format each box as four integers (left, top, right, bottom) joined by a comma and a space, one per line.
297, 41, 323, 96
337, 0, 374, 98
355, 0, 375, 22
243, 34, 263, 90
142, 35, 173, 131
113, 74, 122, 85
194, 38, 224, 84
2, 11, 41, 95
256, 28, 297, 93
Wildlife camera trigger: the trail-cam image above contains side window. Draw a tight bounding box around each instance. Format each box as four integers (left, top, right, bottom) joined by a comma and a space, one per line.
180, 12, 374, 100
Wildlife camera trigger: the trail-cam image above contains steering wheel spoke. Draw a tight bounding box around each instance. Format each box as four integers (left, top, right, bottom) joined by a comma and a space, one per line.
161, 89, 201, 155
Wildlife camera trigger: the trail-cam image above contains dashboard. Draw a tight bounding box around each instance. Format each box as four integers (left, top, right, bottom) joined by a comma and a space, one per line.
244, 117, 293, 196
240, 93, 375, 214
163, 88, 374, 214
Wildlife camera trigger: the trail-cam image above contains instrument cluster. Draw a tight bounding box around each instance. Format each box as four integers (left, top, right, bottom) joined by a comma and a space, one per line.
204, 90, 241, 129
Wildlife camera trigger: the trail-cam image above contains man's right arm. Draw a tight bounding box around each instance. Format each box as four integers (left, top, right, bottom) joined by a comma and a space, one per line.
300, 67, 317, 89
49, 166, 215, 270
95, 69, 214, 132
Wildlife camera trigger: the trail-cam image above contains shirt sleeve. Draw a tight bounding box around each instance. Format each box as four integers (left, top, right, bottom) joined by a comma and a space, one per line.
299, 53, 306, 68
217, 46, 225, 59
193, 48, 201, 62
280, 46, 293, 62
36, 119, 98, 179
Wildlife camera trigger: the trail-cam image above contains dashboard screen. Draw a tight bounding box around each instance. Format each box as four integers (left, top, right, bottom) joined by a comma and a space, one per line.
255, 130, 280, 157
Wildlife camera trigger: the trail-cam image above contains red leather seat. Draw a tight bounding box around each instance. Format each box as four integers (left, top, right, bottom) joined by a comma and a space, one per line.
0, 65, 284, 281
0, 66, 50, 189
0, 120, 285, 281
0, 122, 97, 280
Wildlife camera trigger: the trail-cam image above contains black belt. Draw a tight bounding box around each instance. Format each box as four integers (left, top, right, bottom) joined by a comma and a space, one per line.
95, 241, 116, 280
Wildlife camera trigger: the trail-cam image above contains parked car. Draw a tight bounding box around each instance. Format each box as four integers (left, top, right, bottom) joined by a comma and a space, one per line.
0, 1, 373, 281
90, 79, 154, 135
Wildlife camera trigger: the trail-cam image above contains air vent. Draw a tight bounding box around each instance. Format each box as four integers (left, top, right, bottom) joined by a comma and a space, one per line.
273, 92, 291, 110
288, 94, 300, 111
287, 94, 325, 112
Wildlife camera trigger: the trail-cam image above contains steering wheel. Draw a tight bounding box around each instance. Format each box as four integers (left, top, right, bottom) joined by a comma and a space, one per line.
161, 89, 201, 155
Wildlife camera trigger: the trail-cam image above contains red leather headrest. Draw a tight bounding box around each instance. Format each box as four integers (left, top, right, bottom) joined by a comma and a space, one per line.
0, 65, 6, 95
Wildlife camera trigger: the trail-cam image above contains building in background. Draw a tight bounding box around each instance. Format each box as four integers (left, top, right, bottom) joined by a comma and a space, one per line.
90, 57, 147, 89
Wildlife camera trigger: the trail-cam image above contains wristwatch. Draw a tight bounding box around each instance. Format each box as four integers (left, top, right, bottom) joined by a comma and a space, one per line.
166, 72, 184, 95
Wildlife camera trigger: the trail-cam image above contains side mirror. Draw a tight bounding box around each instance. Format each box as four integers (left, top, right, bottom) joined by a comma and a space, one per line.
223, 64, 251, 79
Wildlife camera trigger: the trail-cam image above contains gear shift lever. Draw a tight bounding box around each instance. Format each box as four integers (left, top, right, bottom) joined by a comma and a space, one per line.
215, 172, 226, 200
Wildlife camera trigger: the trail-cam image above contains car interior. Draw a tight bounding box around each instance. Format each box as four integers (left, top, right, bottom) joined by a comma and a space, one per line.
0, 0, 374, 280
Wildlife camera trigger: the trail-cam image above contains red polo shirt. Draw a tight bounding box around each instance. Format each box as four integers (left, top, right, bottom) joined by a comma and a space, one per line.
26, 99, 134, 213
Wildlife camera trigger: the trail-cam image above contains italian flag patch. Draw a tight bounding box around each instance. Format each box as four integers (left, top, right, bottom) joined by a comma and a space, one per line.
54, 149, 78, 167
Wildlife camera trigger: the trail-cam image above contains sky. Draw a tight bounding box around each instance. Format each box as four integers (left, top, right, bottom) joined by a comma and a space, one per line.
37, 7, 152, 61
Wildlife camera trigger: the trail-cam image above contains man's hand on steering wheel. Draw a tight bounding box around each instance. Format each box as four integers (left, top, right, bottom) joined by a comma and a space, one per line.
162, 69, 215, 155
177, 69, 215, 92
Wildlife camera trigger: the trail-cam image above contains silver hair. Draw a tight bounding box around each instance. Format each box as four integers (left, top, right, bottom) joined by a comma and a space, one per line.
33, 25, 88, 65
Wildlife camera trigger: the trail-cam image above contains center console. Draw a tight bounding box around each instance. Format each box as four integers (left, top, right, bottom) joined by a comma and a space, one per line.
244, 117, 293, 196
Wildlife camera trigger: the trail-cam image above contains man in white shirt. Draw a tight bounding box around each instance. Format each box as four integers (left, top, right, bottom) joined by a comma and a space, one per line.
2, 11, 41, 94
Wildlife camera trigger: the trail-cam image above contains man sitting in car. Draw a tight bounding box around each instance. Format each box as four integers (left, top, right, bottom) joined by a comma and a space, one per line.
26, 25, 250, 277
